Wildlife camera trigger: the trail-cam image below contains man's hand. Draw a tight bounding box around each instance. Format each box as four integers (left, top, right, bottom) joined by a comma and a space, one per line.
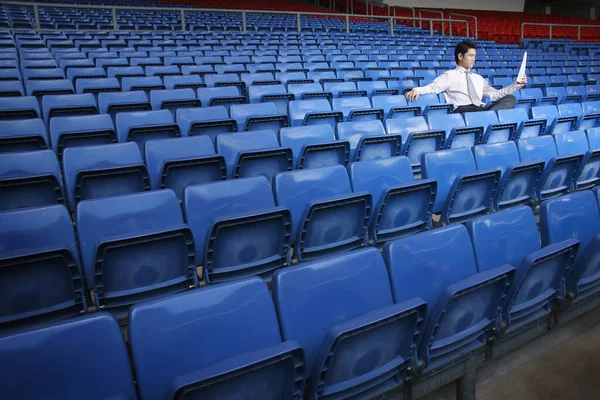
516, 74, 527, 88
405, 89, 420, 102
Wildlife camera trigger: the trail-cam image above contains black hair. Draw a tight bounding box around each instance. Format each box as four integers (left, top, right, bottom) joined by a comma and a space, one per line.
454, 40, 477, 64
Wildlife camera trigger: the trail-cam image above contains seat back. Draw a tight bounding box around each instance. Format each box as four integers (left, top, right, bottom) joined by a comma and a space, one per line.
145, 135, 226, 200
97, 91, 151, 120
217, 130, 292, 182
0, 150, 64, 211
540, 191, 600, 299
383, 224, 514, 371
0, 96, 41, 120
130, 278, 304, 400
0, 204, 86, 332
421, 147, 477, 213
0, 315, 136, 399
77, 189, 195, 318
279, 124, 348, 169
0, 118, 48, 153
183, 176, 291, 283
349, 157, 435, 243
63, 142, 149, 211
116, 109, 180, 156
337, 119, 399, 162
42, 93, 97, 122
274, 165, 371, 260
273, 248, 425, 399
49, 114, 116, 159
230, 102, 287, 133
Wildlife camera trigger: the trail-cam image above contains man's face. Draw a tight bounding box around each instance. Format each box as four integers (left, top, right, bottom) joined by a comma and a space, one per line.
459, 48, 476, 69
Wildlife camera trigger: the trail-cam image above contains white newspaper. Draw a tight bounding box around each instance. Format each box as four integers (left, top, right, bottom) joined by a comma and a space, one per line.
517, 52, 527, 84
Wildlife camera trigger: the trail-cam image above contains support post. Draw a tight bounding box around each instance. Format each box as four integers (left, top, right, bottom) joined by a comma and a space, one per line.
242, 11, 246, 32
34, 4, 41, 31
180, 9, 185, 31
297, 13, 301, 33
112, 8, 117, 31
346, 14, 350, 33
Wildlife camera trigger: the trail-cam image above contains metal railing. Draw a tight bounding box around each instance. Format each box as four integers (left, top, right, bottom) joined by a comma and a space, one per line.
0, 1, 468, 36
418, 9, 444, 33
449, 12, 478, 40
521, 22, 600, 43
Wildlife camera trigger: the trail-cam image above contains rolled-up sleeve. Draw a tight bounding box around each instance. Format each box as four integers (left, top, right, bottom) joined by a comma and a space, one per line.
415, 73, 450, 95
483, 80, 520, 102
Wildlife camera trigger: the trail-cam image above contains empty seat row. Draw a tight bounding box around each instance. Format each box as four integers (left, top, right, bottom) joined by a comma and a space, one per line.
4, 191, 600, 399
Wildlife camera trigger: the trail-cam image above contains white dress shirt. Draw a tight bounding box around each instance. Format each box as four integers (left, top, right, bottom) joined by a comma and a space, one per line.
415, 65, 520, 109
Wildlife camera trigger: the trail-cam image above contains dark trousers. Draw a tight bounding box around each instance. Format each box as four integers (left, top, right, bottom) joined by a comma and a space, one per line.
454, 94, 517, 114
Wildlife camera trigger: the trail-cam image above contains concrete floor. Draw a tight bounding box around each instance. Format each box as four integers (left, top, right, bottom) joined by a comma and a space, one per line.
419, 306, 600, 400
478, 308, 600, 400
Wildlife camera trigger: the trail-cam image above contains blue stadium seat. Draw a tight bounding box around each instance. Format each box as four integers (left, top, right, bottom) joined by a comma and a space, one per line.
586, 84, 600, 101
464, 110, 518, 143
217, 130, 292, 182
204, 73, 246, 96
149, 88, 201, 116
337, 120, 401, 162
323, 81, 364, 98
422, 147, 501, 224
0, 96, 40, 120
273, 248, 426, 400
473, 141, 544, 210
466, 206, 579, 334
0, 150, 64, 211
23, 67, 63, 81
279, 124, 350, 169
145, 65, 182, 78
177, 105, 237, 144
97, 90, 151, 120
248, 84, 294, 115
383, 224, 514, 372
0, 80, 23, 97
26, 79, 74, 99
0, 118, 48, 153
107, 66, 145, 80
289, 98, 343, 131
130, 278, 304, 400
230, 102, 289, 132
517, 88, 556, 110
288, 82, 331, 101
183, 177, 292, 283
581, 101, 600, 130
63, 142, 150, 211
530, 105, 577, 134
428, 113, 484, 149
357, 80, 397, 97
546, 86, 582, 104
349, 156, 436, 243
145, 135, 226, 201
49, 114, 117, 159
75, 77, 120, 96
554, 130, 600, 190
274, 165, 371, 262
386, 116, 446, 176
372, 94, 420, 119
122, 76, 165, 95
198, 86, 245, 109
77, 189, 196, 319
411, 93, 453, 117
42, 93, 97, 123
497, 107, 547, 138
66, 67, 106, 83
0, 203, 86, 332
540, 191, 600, 302
0, 314, 136, 399
116, 109, 181, 156
332, 96, 383, 122
163, 74, 205, 90
241, 72, 279, 87
517, 135, 581, 201
277, 71, 312, 86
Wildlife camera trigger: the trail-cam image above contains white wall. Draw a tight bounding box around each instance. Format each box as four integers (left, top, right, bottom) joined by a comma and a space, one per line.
384, 0, 525, 12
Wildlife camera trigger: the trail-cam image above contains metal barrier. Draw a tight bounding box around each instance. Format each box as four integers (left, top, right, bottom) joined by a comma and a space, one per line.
449, 12, 478, 40
419, 9, 444, 32
521, 22, 600, 43
0, 1, 467, 36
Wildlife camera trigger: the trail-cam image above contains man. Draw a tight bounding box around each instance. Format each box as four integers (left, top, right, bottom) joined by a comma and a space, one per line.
405, 40, 527, 113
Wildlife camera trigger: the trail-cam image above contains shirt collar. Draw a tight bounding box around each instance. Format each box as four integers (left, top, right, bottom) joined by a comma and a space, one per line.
455, 65, 470, 73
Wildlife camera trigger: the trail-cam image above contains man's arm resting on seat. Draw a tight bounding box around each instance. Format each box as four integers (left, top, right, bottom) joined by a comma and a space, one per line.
405, 73, 450, 102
